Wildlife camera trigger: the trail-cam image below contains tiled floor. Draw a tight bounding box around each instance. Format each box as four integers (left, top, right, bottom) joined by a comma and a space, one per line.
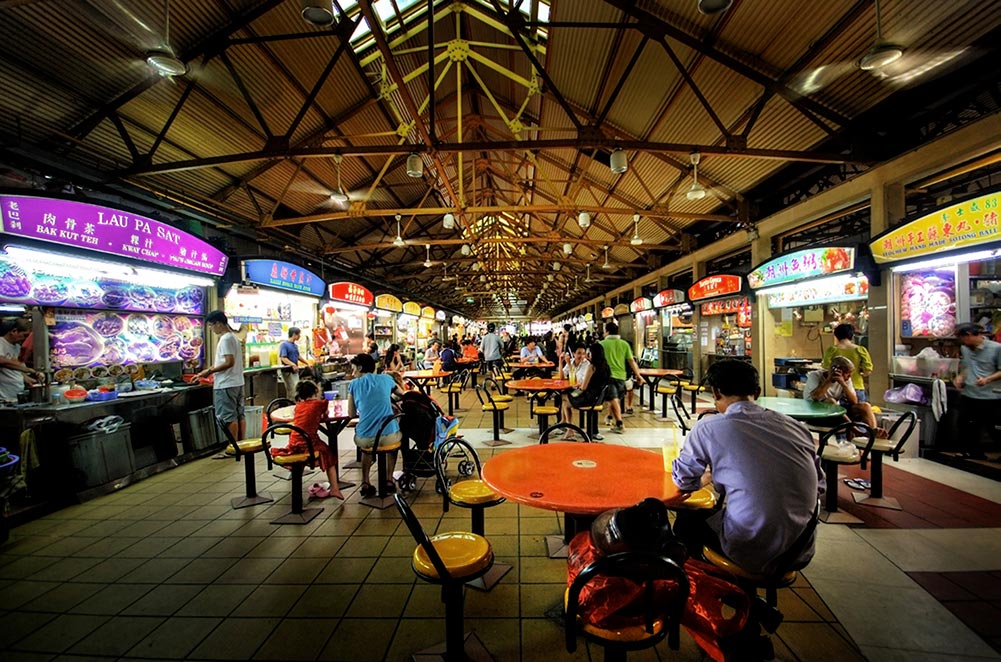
0, 388, 997, 661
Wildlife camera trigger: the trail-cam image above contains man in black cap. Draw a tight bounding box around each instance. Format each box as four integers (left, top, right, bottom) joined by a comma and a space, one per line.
953, 323, 1001, 460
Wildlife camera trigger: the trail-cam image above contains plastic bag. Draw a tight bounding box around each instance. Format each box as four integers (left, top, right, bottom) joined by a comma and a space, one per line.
883, 387, 907, 404
902, 383, 924, 403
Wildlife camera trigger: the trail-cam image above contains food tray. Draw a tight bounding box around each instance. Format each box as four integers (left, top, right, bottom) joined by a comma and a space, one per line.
86, 391, 119, 402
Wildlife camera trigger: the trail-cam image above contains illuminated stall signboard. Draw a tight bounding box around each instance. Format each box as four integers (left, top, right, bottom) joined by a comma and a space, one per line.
747, 247, 855, 289
688, 274, 743, 302
629, 297, 653, 313
242, 259, 324, 297
328, 282, 373, 306
701, 297, 751, 316
613, 303, 630, 316
869, 191, 1001, 263
421, 306, 435, 319
402, 301, 422, 316
600, 307, 614, 319
652, 289, 685, 307
375, 293, 403, 312
0, 195, 227, 276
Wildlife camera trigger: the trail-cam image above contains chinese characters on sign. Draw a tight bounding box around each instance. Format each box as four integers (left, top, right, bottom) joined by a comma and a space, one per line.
700, 297, 750, 317
869, 192, 1000, 263
747, 247, 855, 289
688, 274, 743, 302
242, 259, 324, 297
0, 195, 228, 276
374, 294, 403, 312
328, 282, 374, 307
652, 289, 685, 307
629, 297, 653, 313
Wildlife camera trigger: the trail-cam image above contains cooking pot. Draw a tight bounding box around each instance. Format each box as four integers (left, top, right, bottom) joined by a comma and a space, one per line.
27, 384, 49, 404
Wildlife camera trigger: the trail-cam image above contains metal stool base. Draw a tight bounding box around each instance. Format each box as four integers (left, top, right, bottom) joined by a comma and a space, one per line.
412, 631, 494, 662
546, 535, 569, 559
466, 561, 512, 592
852, 493, 901, 510
819, 510, 863, 525
360, 494, 396, 509
231, 493, 273, 509
271, 508, 323, 525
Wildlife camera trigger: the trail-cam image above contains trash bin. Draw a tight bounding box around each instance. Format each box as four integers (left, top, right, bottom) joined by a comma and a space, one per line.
67, 423, 135, 490
245, 405, 264, 440
184, 407, 220, 451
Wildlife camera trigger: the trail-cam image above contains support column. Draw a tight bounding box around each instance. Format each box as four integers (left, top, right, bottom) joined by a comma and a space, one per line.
750, 235, 772, 393
868, 182, 904, 405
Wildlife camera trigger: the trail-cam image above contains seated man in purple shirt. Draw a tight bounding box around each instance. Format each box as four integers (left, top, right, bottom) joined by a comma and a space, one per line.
664, 359, 823, 577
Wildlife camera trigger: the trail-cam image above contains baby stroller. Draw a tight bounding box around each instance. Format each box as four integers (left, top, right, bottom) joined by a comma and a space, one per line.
396, 390, 458, 491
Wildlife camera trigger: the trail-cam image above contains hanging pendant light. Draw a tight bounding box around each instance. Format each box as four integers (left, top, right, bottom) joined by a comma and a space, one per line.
460, 244, 471, 256
423, 244, 432, 268
443, 212, 455, 230
563, 242, 572, 255
578, 211, 590, 229
630, 213, 643, 245
406, 153, 423, 178
393, 215, 405, 247
609, 148, 627, 175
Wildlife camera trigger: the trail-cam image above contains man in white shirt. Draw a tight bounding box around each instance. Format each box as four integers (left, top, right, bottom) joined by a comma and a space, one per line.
197, 311, 245, 441
0, 318, 39, 402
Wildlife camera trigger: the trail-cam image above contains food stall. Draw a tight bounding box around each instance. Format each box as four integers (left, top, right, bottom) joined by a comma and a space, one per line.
223, 258, 323, 403
399, 301, 422, 362
324, 282, 374, 357
0, 194, 227, 506
749, 246, 871, 396
688, 275, 752, 371
612, 303, 632, 342
420, 306, 437, 346
373, 293, 403, 353
652, 289, 693, 371
869, 190, 1001, 451
630, 297, 656, 361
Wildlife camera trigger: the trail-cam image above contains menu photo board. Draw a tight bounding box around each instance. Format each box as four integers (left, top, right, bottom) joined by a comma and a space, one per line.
766, 275, 869, 309
688, 274, 743, 302
747, 247, 855, 290
328, 281, 373, 307
0, 195, 227, 276
701, 296, 750, 317
50, 309, 203, 367
375, 293, 403, 312
870, 191, 1000, 263
242, 259, 324, 297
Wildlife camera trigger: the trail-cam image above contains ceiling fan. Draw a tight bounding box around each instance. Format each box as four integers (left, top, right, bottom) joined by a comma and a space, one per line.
790, 0, 969, 96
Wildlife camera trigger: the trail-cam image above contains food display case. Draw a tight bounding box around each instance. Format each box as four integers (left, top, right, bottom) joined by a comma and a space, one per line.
652, 289, 693, 372
373, 293, 403, 353
688, 274, 752, 369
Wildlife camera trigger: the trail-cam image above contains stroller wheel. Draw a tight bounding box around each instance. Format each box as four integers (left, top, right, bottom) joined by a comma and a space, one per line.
405, 475, 418, 491
458, 459, 475, 478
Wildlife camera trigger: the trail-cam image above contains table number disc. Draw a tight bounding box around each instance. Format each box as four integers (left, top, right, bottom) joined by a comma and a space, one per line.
572, 460, 597, 468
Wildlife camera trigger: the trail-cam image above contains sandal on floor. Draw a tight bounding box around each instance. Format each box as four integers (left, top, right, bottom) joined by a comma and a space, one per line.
360, 483, 376, 498
843, 478, 867, 491
309, 482, 331, 499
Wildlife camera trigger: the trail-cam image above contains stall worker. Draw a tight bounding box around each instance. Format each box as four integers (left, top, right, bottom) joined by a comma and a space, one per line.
197, 311, 245, 441
421, 339, 441, 369
279, 327, 305, 397
953, 323, 1001, 460
0, 318, 39, 403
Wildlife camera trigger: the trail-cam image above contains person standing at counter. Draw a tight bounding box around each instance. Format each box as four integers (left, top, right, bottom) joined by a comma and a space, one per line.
822, 323, 873, 401
953, 323, 1001, 460
279, 327, 303, 398
198, 311, 245, 441
0, 318, 39, 403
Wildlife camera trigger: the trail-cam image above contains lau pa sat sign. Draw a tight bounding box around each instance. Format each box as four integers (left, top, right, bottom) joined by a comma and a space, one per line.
0, 195, 227, 276
688, 274, 743, 302
328, 281, 373, 307
870, 191, 1000, 263
747, 247, 855, 289
242, 259, 324, 297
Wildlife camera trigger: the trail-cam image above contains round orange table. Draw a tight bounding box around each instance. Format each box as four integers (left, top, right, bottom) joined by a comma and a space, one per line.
504, 378, 574, 437
402, 369, 452, 394
482, 443, 715, 557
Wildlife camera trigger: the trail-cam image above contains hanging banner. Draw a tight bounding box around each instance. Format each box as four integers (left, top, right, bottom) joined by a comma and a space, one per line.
328, 281, 373, 306
402, 301, 421, 316
652, 289, 686, 307
747, 247, 855, 289
600, 307, 615, 319
629, 297, 653, 313
688, 274, 743, 302
242, 259, 324, 297
374, 293, 403, 312
869, 191, 1001, 263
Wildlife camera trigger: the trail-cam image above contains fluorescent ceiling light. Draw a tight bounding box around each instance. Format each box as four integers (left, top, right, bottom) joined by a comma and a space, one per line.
889, 248, 1000, 273
754, 273, 865, 298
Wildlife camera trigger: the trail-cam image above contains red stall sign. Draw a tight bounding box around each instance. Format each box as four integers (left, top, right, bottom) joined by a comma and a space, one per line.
688, 274, 743, 302
328, 281, 373, 306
